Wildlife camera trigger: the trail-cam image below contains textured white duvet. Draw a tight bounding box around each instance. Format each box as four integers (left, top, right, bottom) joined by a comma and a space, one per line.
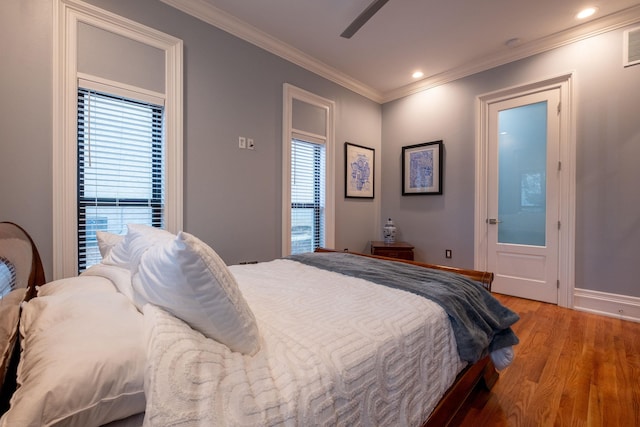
143, 259, 466, 427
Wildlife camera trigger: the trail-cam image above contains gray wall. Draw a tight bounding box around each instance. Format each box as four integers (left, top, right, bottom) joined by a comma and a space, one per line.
0, 0, 381, 280
77, 21, 166, 93
0, 0, 53, 278
2, 0, 638, 299
382, 28, 640, 297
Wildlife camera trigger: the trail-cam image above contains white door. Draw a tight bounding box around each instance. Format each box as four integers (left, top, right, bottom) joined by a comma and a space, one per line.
487, 88, 560, 303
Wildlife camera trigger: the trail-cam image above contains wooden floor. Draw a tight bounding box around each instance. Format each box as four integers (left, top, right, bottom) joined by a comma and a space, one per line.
452, 294, 640, 427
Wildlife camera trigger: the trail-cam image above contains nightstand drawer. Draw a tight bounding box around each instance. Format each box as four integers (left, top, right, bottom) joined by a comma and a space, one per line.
370, 241, 414, 261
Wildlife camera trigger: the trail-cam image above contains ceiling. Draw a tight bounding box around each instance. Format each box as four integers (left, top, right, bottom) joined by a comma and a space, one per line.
162, 0, 640, 103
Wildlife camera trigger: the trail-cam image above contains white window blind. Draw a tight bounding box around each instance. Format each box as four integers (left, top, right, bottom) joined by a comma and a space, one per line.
290, 138, 325, 254
77, 87, 165, 272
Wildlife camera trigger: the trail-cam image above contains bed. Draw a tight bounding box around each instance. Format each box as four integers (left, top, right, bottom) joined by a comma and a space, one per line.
0, 223, 519, 427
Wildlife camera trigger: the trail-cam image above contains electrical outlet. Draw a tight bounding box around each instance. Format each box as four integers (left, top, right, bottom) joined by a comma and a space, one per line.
247, 138, 255, 150
238, 136, 246, 149
445, 249, 452, 259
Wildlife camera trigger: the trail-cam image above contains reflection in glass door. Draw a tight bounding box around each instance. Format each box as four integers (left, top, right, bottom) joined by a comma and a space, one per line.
498, 101, 547, 247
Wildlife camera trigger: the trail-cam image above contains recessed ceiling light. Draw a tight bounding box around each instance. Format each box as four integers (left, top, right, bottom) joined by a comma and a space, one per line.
576, 7, 598, 20
412, 71, 424, 79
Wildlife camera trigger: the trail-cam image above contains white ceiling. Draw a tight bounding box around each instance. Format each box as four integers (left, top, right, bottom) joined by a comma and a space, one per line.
162, 0, 640, 102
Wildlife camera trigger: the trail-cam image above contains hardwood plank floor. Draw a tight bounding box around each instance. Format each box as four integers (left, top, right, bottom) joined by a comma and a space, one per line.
452, 294, 640, 427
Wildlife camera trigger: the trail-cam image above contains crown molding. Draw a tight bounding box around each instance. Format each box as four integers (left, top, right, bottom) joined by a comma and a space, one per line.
160, 0, 384, 103
161, 0, 640, 104
384, 5, 640, 102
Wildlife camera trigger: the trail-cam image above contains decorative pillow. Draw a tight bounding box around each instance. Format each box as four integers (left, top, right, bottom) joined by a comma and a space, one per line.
0, 288, 26, 387
132, 231, 261, 355
0, 288, 25, 347
0, 256, 17, 296
0, 238, 32, 291
95, 231, 124, 259
1, 276, 146, 427
102, 223, 174, 271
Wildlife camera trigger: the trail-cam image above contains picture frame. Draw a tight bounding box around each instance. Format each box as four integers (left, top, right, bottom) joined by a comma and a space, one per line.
402, 140, 443, 195
345, 142, 374, 198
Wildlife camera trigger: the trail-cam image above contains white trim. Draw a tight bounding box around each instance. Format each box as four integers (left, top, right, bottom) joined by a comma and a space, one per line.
386, 7, 640, 102
574, 288, 640, 323
77, 73, 166, 106
161, 0, 382, 103
53, 0, 183, 279
292, 130, 327, 146
474, 73, 576, 308
282, 84, 335, 256
161, 0, 640, 103
557, 75, 577, 308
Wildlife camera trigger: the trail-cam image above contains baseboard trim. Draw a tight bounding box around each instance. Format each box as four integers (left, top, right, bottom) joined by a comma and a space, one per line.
573, 288, 640, 323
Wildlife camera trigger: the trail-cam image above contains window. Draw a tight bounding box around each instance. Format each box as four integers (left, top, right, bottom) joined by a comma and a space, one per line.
291, 139, 325, 254
53, 0, 182, 279
282, 84, 334, 256
76, 87, 164, 271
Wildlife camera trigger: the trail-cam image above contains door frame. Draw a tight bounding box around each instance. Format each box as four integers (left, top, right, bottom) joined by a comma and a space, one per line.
474, 73, 576, 308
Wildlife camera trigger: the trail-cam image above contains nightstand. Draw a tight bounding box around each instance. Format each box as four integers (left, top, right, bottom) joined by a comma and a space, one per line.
370, 241, 414, 260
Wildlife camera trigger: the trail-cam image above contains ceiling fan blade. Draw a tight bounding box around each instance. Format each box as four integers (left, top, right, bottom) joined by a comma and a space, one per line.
340, 0, 390, 39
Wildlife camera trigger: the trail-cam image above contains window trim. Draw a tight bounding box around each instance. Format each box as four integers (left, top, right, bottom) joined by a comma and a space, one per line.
282, 84, 335, 256
53, 0, 183, 279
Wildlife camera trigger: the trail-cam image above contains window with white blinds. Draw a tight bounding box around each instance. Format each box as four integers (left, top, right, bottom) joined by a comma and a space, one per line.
290, 138, 325, 254
77, 87, 164, 272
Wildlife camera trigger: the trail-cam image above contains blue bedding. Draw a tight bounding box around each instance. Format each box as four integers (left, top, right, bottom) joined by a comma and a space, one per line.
288, 252, 519, 363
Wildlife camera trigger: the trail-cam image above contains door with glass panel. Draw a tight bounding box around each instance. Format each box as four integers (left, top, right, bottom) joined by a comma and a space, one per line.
487, 89, 560, 303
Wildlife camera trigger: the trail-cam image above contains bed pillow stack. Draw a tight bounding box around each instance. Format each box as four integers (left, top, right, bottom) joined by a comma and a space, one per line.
2, 276, 146, 427
101, 224, 174, 271
100, 224, 261, 356
95, 230, 124, 259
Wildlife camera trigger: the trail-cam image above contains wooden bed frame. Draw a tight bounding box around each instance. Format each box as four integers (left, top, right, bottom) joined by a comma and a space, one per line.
316, 248, 498, 427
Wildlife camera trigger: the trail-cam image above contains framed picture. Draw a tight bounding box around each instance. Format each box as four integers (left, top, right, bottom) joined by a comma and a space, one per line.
345, 142, 374, 198
402, 140, 443, 195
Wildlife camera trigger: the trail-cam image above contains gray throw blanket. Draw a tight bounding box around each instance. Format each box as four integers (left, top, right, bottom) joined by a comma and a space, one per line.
288, 252, 519, 363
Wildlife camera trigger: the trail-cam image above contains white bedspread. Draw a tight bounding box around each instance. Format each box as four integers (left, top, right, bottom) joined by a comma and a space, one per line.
143, 259, 466, 427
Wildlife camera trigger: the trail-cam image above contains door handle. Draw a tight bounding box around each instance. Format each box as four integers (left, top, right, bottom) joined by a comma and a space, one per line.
487, 218, 502, 224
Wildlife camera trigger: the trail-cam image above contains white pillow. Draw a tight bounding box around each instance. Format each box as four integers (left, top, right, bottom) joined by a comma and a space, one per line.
95, 231, 124, 258
102, 223, 174, 271
1, 276, 145, 427
81, 264, 140, 308
133, 231, 261, 355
